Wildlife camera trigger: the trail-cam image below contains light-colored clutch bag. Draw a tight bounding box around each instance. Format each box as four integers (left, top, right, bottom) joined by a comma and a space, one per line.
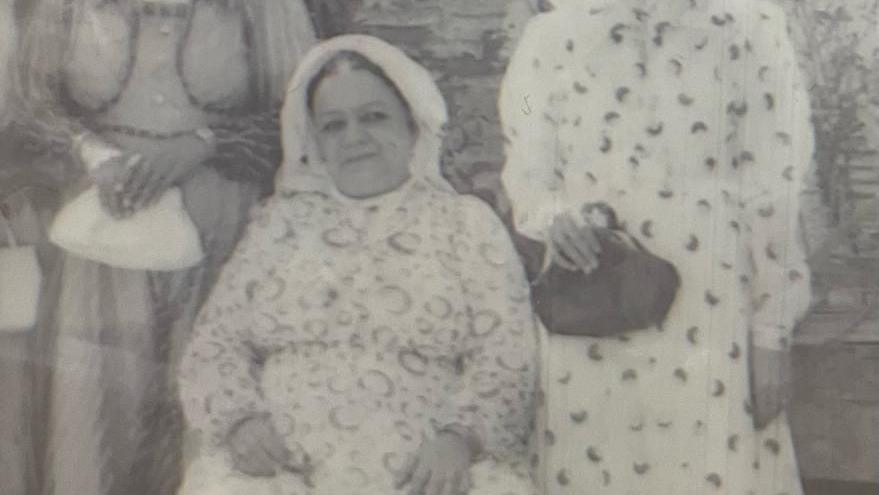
48, 134, 205, 271
0, 215, 41, 333
49, 186, 205, 271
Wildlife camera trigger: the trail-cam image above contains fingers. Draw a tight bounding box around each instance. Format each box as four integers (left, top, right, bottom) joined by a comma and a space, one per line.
407, 466, 431, 495
112, 155, 140, 217
131, 158, 173, 212
119, 154, 142, 193
547, 242, 579, 272
97, 183, 121, 218
232, 445, 277, 477
395, 453, 419, 489
577, 222, 602, 256
92, 155, 140, 218
126, 160, 156, 211
560, 214, 601, 261
553, 215, 599, 273
263, 436, 292, 467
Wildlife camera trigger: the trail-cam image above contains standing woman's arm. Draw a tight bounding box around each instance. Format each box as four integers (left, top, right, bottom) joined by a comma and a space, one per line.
739, 2, 814, 352
736, 2, 814, 429
499, 13, 568, 243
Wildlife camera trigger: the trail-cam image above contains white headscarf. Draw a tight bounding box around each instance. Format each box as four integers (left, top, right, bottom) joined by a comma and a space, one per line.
278, 35, 453, 199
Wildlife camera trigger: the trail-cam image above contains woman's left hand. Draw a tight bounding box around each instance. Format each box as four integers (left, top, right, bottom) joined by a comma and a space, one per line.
751, 345, 793, 430
395, 432, 475, 495
118, 132, 215, 215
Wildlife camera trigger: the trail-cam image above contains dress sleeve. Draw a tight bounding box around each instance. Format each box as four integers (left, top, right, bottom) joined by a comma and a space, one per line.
439, 196, 539, 458
499, 15, 568, 242
738, 3, 813, 350
178, 203, 285, 448
205, 108, 283, 197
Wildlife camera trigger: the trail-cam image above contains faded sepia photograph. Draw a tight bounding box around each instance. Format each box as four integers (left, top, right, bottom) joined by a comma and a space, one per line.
0, 1, 876, 495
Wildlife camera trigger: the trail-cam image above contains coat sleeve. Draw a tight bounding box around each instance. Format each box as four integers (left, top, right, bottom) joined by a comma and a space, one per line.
438, 196, 539, 458
177, 202, 287, 448
738, 2, 813, 350
499, 14, 569, 242
205, 109, 283, 198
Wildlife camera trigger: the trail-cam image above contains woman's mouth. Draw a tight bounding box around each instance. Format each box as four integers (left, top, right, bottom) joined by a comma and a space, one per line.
342, 151, 379, 165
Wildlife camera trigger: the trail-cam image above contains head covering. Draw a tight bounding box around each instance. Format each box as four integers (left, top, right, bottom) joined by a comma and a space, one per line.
278, 35, 452, 198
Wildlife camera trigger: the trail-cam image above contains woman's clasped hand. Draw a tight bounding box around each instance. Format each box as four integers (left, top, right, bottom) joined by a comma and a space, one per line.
86, 132, 215, 219
547, 211, 601, 273
395, 431, 479, 495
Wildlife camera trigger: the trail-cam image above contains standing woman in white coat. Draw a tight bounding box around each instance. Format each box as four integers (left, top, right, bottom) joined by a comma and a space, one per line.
500, 1, 814, 493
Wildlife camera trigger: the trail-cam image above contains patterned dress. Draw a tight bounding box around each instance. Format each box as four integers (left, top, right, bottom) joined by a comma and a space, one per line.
179, 183, 538, 494
500, 1, 813, 494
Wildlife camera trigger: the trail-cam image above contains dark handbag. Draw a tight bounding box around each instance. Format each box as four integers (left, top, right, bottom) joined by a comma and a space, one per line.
519, 227, 680, 337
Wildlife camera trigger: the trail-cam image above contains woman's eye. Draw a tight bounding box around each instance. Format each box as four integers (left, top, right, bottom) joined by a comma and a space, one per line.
320, 120, 345, 134
361, 111, 389, 124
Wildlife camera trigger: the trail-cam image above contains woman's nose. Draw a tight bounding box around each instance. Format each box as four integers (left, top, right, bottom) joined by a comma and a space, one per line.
342, 120, 368, 146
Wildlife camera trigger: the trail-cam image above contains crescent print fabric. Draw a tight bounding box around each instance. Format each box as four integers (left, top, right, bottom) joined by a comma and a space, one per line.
500, 1, 812, 494
179, 36, 539, 495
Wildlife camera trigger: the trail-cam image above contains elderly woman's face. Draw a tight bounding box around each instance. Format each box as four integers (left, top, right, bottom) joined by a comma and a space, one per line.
312, 68, 415, 199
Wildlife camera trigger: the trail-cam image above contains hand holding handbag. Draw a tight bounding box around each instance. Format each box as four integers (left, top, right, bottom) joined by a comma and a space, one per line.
49, 186, 205, 271
48, 134, 205, 271
521, 217, 680, 337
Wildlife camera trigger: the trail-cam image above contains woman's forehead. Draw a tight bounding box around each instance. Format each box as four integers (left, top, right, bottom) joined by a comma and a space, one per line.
312, 68, 402, 113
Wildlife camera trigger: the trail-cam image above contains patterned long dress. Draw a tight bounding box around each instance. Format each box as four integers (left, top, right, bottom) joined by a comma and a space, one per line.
500, 1, 813, 494
179, 183, 538, 495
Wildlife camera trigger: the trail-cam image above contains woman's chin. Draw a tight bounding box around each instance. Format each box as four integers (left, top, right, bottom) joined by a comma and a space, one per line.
336, 181, 402, 199
334, 170, 411, 199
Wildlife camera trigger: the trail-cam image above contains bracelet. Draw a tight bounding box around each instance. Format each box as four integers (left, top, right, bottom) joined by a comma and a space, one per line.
193, 127, 217, 148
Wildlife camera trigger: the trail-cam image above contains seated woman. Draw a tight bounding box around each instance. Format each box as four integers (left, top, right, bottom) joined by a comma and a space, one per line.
178, 35, 540, 495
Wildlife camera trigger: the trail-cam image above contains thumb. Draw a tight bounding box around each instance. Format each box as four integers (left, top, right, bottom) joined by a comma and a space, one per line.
395, 453, 419, 489
262, 435, 291, 466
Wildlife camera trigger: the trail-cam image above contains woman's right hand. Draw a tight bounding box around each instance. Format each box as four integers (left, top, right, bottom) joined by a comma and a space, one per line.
90, 152, 144, 219
548, 212, 602, 273
226, 415, 297, 478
